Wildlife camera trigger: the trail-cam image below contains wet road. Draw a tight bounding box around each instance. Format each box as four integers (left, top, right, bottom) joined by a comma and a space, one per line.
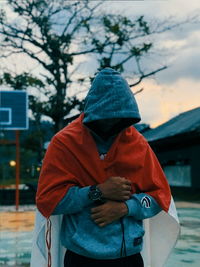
0, 207, 35, 267
0, 203, 200, 267
166, 206, 200, 267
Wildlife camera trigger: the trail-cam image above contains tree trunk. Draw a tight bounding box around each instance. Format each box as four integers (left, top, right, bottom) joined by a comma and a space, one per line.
54, 119, 65, 133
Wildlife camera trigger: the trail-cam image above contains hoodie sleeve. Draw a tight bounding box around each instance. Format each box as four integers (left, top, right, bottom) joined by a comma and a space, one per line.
52, 186, 93, 215
125, 193, 162, 220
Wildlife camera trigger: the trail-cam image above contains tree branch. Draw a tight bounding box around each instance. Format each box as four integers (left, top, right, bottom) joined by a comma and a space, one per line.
133, 87, 144, 95
129, 66, 167, 87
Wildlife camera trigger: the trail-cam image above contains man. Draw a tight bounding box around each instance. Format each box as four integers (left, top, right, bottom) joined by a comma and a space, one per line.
31, 68, 180, 267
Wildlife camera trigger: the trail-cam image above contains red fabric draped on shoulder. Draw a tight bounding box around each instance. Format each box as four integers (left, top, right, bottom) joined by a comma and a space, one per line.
36, 113, 171, 218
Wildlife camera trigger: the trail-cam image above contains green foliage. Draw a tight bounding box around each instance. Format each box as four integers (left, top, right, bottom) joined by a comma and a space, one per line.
0, 72, 44, 90
137, 16, 150, 34
92, 38, 104, 54
131, 43, 152, 56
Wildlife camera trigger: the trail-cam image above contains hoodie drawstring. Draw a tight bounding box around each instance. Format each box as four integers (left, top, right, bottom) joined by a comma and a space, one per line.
46, 218, 52, 267
120, 218, 127, 258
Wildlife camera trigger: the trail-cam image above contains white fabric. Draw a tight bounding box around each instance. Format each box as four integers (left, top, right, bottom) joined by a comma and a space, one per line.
142, 197, 180, 267
30, 209, 66, 267
31, 197, 180, 267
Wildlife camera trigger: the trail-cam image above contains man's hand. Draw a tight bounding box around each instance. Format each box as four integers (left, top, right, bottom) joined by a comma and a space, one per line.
97, 176, 132, 201
91, 201, 128, 227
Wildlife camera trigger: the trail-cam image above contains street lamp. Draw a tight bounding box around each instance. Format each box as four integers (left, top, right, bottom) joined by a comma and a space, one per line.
9, 160, 16, 167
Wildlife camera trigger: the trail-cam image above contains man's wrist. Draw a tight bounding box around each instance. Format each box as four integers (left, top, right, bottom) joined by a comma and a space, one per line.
88, 185, 105, 203
97, 184, 105, 198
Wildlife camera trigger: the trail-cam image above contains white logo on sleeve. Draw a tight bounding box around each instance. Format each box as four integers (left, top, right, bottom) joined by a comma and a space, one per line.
141, 196, 151, 208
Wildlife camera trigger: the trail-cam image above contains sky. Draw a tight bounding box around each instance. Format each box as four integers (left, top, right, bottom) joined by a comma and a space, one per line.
0, 0, 200, 128
103, 0, 200, 127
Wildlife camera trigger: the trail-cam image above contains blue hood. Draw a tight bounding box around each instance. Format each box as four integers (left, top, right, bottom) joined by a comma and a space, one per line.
83, 68, 141, 124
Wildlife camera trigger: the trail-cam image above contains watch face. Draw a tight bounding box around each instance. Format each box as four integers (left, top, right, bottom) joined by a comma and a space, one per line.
92, 191, 101, 200
89, 187, 102, 201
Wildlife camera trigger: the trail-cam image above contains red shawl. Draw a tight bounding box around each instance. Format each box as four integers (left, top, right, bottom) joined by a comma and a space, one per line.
36, 113, 171, 218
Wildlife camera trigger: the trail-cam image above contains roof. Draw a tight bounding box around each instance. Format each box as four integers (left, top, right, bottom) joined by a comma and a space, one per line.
143, 107, 200, 142
134, 123, 150, 133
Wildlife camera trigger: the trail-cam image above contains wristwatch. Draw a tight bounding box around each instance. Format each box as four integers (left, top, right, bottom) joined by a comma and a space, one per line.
88, 185, 104, 202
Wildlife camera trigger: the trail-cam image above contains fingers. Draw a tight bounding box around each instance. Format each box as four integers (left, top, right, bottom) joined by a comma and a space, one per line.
91, 212, 102, 220
116, 191, 132, 201
91, 214, 111, 227
121, 184, 132, 200
98, 223, 106, 227
123, 178, 132, 186
95, 220, 107, 227
96, 176, 132, 202
123, 184, 132, 191
90, 201, 126, 227
91, 211, 107, 227
122, 181, 132, 200
93, 217, 105, 224
122, 192, 131, 200
109, 176, 132, 186
121, 194, 131, 201
110, 194, 131, 201
116, 177, 132, 186
91, 206, 103, 214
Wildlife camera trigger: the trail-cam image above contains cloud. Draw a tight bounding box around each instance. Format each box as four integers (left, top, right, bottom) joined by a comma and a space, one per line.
135, 77, 200, 127
103, 0, 200, 86
105, 0, 200, 19
157, 29, 200, 83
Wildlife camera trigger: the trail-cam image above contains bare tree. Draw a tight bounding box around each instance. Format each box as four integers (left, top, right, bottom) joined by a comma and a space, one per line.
0, 0, 171, 132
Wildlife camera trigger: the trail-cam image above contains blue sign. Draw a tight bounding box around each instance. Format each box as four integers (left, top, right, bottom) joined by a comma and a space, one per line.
0, 90, 28, 130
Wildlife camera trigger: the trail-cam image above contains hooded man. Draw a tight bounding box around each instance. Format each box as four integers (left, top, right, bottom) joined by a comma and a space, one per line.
31, 68, 180, 267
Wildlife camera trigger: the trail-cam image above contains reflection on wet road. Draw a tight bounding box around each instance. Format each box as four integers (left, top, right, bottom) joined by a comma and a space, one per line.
0, 203, 200, 267
166, 207, 200, 267
0, 207, 35, 267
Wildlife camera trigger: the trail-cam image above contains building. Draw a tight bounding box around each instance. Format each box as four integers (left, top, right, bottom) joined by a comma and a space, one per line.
143, 107, 200, 188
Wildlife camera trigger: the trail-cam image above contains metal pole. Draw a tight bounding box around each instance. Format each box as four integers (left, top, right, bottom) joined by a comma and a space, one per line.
15, 130, 20, 211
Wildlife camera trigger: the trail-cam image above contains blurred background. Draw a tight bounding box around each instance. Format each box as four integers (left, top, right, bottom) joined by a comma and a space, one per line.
0, 0, 200, 266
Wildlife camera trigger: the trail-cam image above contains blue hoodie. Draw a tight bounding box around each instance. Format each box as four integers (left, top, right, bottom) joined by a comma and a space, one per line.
83, 68, 141, 123
52, 68, 161, 259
